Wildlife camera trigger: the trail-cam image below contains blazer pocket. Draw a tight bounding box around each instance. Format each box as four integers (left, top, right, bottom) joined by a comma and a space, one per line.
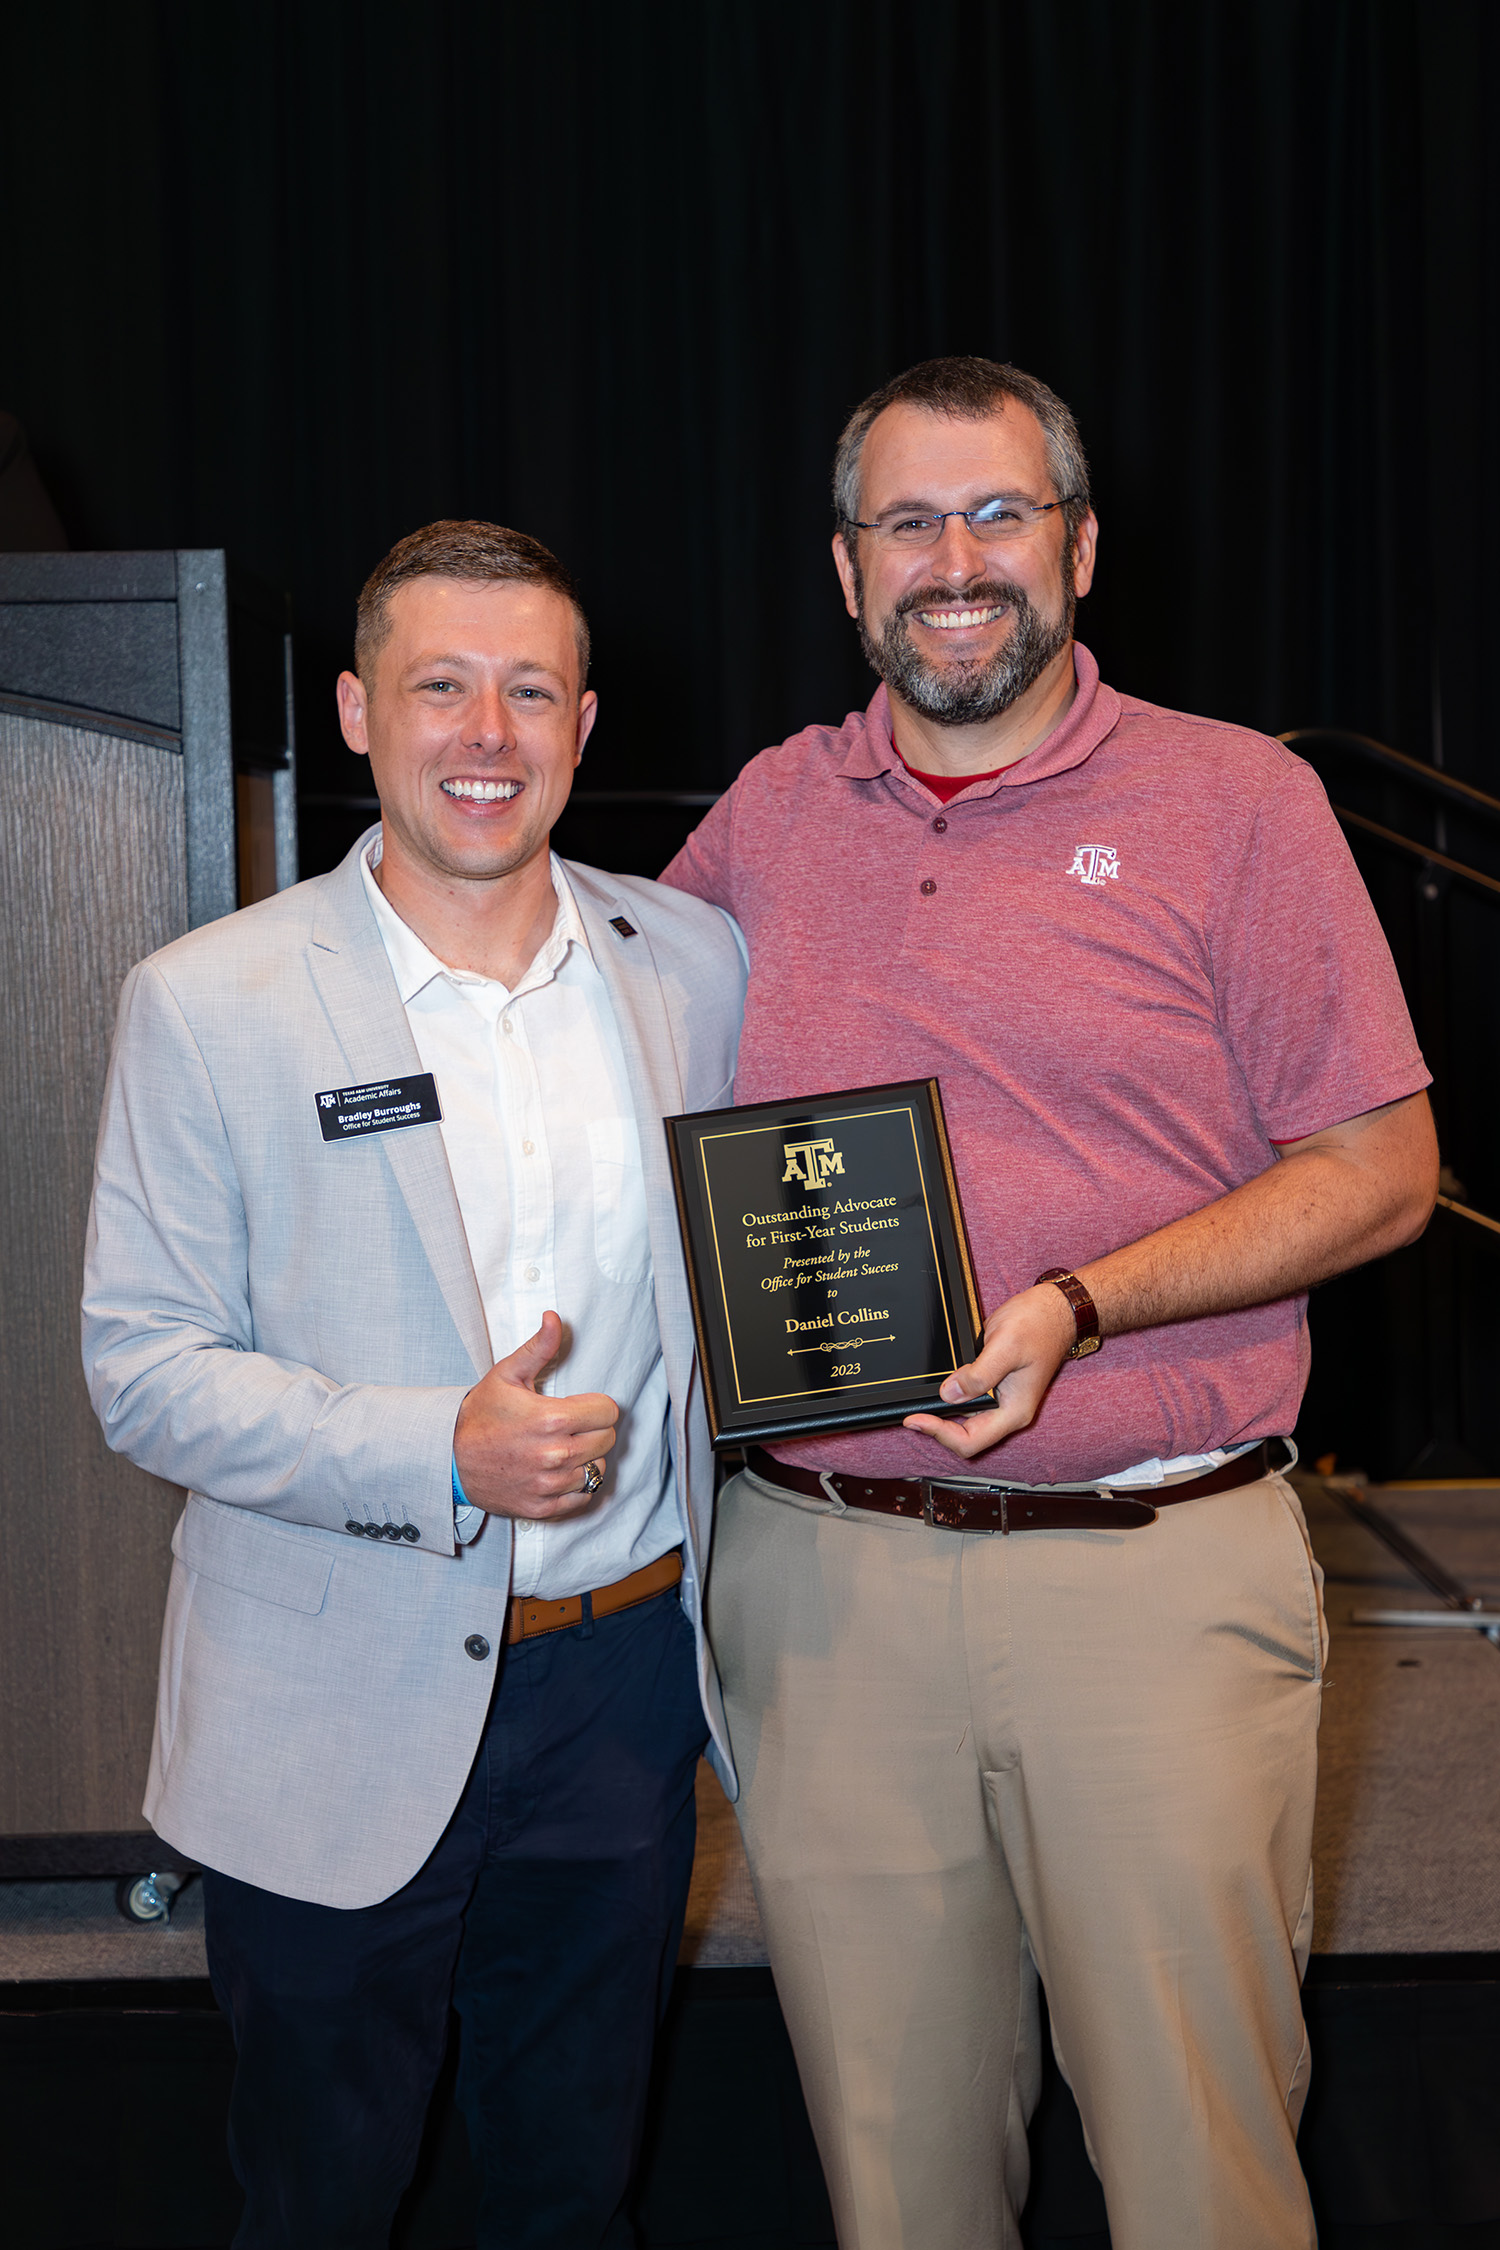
173, 1497, 335, 1616
587, 1115, 653, 1285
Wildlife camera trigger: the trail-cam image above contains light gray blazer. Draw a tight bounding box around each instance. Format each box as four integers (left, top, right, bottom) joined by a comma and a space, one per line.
82, 834, 746, 1907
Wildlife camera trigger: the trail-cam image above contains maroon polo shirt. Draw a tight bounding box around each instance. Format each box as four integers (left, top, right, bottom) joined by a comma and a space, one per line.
662, 644, 1429, 1486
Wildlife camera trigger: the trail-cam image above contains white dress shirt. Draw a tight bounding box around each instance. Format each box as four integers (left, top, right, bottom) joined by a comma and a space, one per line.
361, 840, 678, 1599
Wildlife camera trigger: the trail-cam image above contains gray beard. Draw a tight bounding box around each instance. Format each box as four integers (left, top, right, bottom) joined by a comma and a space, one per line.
856, 572, 1074, 727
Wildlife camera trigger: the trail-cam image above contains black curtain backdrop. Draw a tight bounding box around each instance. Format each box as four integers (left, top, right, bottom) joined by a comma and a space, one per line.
3, 0, 1497, 818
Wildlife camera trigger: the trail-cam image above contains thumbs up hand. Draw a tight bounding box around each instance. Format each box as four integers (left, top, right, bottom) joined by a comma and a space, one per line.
452, 1311, 619, 1520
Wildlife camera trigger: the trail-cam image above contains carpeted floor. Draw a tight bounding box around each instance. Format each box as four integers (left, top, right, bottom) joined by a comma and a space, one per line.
0, 1766, 766, 1985
678, 1767, 767, 1966
671, 1475, 1500, 1969
3, 1476, 1496, 1986
1300, 1477, 1500, 1954
0, 1874, 207, 1983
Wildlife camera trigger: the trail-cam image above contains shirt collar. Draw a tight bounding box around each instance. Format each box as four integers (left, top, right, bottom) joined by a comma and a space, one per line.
836, 642, 1122, 798
359, 835, 595, 1004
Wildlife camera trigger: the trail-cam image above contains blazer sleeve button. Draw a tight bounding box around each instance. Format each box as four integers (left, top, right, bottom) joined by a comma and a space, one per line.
401, 1525, 421, 1543
382, 1524, 403, 1541
345, 1520, 364, 1536
363, 1523, 382, 1539
464, 1635, 491, 1661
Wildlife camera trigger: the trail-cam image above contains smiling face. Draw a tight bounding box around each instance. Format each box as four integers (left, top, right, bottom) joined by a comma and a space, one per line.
832, 400, 1097, 730
336, 575, 597, 896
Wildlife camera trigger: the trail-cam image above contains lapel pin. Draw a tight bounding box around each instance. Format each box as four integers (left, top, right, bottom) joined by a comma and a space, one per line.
608, 916, 638, 939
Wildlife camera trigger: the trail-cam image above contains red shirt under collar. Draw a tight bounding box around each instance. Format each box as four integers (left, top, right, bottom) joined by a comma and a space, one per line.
893, 747, 1009, 804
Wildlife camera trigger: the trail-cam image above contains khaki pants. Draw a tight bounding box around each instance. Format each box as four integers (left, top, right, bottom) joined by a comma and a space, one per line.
708, 1463, 1324, 2250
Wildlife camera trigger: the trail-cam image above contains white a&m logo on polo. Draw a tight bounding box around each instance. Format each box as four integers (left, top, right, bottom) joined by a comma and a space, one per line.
1067, 844, 1120, 887
782, 1136, 844, 1190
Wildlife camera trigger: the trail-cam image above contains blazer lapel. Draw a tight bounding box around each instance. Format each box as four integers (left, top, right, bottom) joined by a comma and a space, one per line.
566, 865, 717, 1592
305, 842, 492, 1378
567, 866, 686, 1157
566, 864, 696, 1355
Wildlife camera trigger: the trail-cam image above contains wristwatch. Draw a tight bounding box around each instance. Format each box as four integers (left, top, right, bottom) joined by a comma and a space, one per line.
1035, 1268, 1102, 1358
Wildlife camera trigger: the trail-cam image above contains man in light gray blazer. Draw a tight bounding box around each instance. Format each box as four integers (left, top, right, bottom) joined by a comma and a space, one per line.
83, 521, 746, 2250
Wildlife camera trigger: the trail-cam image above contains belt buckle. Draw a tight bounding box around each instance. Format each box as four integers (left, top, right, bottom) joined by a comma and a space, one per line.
920, 1479, 1012, 1532
918, 1479, 1130, 1533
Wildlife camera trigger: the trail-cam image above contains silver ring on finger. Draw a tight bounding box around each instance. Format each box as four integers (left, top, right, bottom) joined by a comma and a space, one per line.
580, 1459, 604, 1496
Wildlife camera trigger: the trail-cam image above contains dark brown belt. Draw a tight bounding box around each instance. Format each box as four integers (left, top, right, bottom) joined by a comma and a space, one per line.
745, 1442, 1284, 1534
506, 1548, 683, 1643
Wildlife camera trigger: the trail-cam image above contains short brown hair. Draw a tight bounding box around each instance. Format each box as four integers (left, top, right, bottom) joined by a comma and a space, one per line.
832, 358, 1091, 543
354, 519, 591, 690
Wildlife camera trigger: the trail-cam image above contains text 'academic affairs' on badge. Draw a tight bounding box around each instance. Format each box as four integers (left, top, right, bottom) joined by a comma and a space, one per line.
315, 1074, 443, 1142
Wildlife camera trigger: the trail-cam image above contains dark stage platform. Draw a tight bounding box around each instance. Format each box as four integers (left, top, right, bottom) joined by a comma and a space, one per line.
2, 1477, 1497, 2246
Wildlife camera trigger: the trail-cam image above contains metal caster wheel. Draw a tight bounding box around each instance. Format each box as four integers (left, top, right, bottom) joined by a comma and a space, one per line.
116, 1870, 185, 1924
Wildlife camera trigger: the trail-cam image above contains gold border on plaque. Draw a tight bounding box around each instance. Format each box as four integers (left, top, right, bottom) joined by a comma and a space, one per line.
697, 1102, 961, 1407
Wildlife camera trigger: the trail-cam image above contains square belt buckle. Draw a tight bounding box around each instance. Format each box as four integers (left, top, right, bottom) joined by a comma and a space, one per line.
921, 1480, 1017, 1532
919, 1481, 1160, 1534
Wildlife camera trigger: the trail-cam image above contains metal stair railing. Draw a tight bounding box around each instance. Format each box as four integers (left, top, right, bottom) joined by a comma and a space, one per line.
1278, 726, 1500, 825
1278, 726, 1500, 902
1317, 1146, 1500, 1645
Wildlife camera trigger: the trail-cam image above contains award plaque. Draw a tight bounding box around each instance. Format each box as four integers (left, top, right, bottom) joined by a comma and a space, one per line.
665, 1079, 990, 1449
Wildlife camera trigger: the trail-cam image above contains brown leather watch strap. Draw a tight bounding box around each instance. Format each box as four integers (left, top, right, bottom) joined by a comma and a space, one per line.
1036, 1268, 1102, 1358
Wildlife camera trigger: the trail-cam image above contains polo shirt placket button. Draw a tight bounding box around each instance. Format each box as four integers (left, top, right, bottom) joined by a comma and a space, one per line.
920, 878, 938, 896
464, 1634, 491, 1661
932, 817, 947, 833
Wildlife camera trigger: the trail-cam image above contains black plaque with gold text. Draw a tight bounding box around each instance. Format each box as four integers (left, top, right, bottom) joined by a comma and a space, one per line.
665, 1080, 989, 1448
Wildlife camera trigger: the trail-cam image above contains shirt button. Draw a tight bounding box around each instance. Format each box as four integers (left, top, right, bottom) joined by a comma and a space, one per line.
522, 1139, 535, 1156
920, 878, 938, 896
932, 816, 947, 833
523, 1264, 541, 1284
464, 1635, 491, 1662
502, 1018, 515, 1035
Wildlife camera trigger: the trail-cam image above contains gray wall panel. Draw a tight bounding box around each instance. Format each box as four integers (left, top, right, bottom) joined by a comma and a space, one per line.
176, 552, 237, 928
0, 600, 182, 730
0, 711, 188, 1836
0, 555, 177, 603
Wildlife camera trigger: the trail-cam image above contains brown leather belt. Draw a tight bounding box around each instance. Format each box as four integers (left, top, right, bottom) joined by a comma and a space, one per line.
506, 1548, 683, 1644
745, 1442, 1283, 1534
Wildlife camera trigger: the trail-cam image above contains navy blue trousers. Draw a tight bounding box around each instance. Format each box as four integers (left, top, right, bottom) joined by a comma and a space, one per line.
201, 1585, 707, 2250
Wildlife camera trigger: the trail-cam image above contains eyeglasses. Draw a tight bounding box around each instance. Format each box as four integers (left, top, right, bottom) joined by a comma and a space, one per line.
842, 495, 1081, 547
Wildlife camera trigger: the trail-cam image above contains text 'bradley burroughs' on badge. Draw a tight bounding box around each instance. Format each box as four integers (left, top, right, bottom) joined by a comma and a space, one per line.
314, 1074, 443, 1142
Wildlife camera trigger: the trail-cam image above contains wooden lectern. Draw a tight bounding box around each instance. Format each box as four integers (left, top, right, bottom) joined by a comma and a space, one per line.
0, 551, 293, 1877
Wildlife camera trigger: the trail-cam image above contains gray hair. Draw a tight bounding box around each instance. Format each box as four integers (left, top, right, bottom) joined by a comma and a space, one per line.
832, 357, 1091, 542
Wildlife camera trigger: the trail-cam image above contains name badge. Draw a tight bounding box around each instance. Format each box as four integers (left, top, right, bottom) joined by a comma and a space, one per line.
315, 1074, 443, 1142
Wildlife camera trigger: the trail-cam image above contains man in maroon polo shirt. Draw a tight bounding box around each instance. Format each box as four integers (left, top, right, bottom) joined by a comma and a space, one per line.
663, 358, 1436, 2250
